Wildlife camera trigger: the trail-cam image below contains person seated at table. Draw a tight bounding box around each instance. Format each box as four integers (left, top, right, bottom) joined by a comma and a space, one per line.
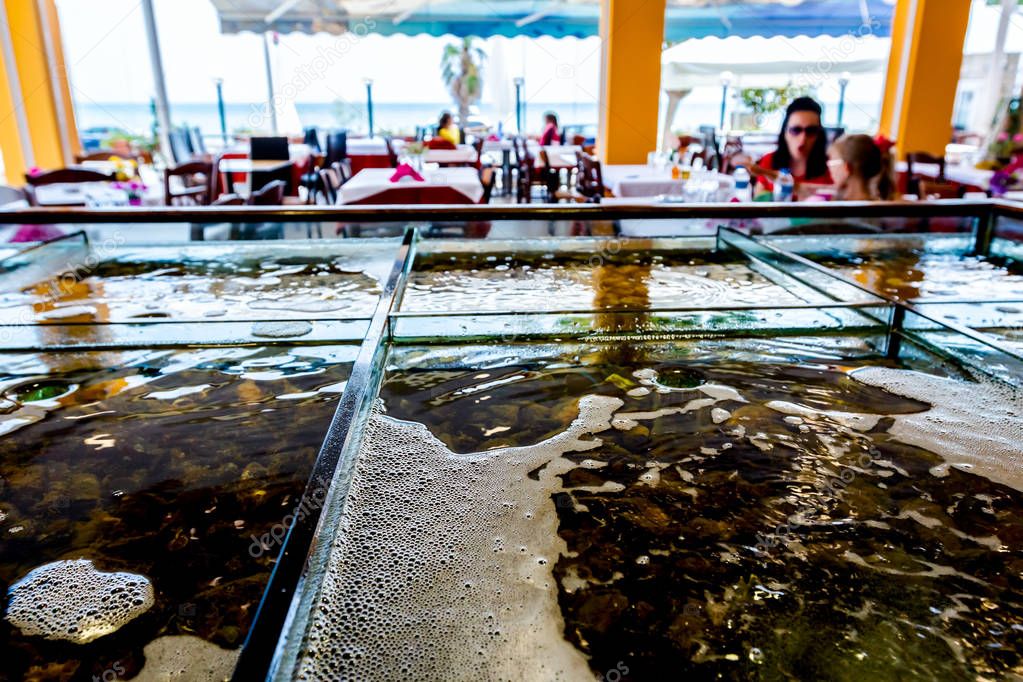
540, 112, 560, 146
825, 134, 896, 201
436, 112, 460, 147
750, 97, 832, 196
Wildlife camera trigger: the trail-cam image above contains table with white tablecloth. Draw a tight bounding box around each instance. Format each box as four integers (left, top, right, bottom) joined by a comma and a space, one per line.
338, 168, 484, 205
603, 165, 687, 198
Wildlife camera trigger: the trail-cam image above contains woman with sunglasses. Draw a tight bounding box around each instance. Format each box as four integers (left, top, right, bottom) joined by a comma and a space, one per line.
751, 96, 832, 197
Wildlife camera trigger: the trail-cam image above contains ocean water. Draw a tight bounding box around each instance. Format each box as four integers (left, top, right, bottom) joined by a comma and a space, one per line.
75, 98, 880, 144
75, 102, 603, 140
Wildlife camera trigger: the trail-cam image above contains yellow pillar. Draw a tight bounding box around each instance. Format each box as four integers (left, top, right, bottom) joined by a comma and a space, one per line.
0, 0, 78, 180
879, 0, 971, 158
0, 12, 30, 180
598, 0, 667, 165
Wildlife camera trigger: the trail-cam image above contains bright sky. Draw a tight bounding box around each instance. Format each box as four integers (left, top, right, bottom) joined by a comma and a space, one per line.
55, 0, 602, 106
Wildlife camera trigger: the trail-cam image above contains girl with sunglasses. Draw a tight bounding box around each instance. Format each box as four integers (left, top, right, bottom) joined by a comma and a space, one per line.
751, 96, 832, 197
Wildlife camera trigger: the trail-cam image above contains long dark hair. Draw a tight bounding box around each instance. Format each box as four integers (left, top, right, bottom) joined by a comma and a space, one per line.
771, 96, 828, 179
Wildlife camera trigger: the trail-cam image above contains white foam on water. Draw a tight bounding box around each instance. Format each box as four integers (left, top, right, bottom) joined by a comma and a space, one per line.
134, 635, 239, 681
250, 321, 313, 339
765, 400, 882, 432
4, 559, 154, 644
297, 395, 625, 682
850, 368, 1023, 492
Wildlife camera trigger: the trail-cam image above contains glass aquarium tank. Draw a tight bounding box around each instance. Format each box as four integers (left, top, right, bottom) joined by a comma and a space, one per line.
0, 202, 1020, 681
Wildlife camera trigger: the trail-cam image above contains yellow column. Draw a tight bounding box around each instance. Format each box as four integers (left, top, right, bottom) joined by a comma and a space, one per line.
0, 0, 78, 178
879, 0, 971, 158
598, 0, 667, 165
0, 14, 30, 179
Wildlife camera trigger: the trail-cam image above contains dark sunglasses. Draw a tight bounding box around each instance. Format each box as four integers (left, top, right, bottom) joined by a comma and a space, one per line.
787, 125, 823, 136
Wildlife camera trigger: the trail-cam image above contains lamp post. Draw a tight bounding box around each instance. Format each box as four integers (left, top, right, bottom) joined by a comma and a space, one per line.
364, 78, 375, 138
837, 71, 851, 128
514, 77, 525, 133
719, 71, 733, 132
214, 78, 228, 146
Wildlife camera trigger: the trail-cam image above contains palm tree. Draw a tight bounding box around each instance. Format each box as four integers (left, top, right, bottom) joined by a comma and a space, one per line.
441, 37, 485, 128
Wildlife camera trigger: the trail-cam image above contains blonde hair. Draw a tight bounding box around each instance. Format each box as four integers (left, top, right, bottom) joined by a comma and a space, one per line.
830, 134, 896, 200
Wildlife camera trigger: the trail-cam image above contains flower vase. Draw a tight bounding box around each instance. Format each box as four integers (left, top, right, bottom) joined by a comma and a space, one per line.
411, 154, 424, 173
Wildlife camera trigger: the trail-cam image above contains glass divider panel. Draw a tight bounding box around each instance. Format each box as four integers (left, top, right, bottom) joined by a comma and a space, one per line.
235, 228, 418, 681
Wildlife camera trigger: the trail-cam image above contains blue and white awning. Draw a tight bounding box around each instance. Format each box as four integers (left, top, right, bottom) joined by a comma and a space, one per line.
210, 0, 896, 41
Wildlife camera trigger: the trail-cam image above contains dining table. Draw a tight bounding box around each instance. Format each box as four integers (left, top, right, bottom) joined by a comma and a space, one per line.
423, 145, 479, 166
603, 165, 688, 198
337, 167, 484, 205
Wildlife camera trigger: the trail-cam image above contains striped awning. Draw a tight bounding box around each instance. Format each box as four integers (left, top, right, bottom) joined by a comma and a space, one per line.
210, 0, 895, 41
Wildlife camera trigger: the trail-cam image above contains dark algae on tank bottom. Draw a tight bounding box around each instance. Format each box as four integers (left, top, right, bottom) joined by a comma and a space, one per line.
311, 342, 1023, 681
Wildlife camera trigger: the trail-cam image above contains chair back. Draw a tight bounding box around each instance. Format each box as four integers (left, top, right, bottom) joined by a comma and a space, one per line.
720, 136, 744, 174
575, 153, 604, 202
164, 160, 215, 206
302, 127, 322, 152
383, 137, 400, 167
698, 125, 721, 170
318, 167, 342, 204
189, 127, 207, 154
325, 130, 348, 165
26, 168, 114, 186
906, 152, 947, 196
479, 167, 496, 204
75, 150, 134, 164
248, 179, 287, 205
168, 129, 194, 164
330, 160, 352, 185
250, 136, 289, 161
824, 126, 845, 145
24, 168, 116, 206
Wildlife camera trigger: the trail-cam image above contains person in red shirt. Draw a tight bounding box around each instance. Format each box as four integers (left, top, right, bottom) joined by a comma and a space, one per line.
752, 97, 832, 196
540, 112, 560, 146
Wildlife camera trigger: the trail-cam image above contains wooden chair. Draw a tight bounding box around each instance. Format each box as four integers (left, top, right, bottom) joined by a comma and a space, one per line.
918, 179, 963, 200
168, 128, 195, 165
75, 150, 135, 164
479, 167, 496, 204
318, 167, 343, 204
164, 160, 215, 206
248, 179, 286, 206
384, 137, 399, 167
720, 136, 744, 174
556, 153, 604, 203
330, 160, 352, 185
24, 168, 115, 206
906, 152, 946, 197
250, 136, 292, 195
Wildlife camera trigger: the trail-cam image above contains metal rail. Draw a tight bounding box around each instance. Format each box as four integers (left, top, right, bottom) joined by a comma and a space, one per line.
0, 198, 996, 224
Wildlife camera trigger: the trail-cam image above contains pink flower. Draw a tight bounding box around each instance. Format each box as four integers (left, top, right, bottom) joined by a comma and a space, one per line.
27, 167, 42, 177
1013, 133, 1023, 143
998, 132, 1010, 142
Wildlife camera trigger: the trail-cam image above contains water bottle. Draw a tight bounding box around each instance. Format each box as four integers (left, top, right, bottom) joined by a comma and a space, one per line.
733, 166, 752, 202
773, 168, 794, 202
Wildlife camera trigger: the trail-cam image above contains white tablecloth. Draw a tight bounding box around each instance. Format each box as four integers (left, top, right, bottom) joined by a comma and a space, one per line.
346, 138, 389, 156
33, 182, 163, 207
604, 165, 686, 198
425, 145, 478, 164
338, 168, 484, 205
896, 161, 994, 190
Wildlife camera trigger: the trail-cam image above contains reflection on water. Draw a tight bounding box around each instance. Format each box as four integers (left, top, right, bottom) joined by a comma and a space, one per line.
787, 236, 1023, 302
403, 251, 806, 313
301, 339, 1023, 681
0, 245, 390, 325
0, 345, 353, 680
